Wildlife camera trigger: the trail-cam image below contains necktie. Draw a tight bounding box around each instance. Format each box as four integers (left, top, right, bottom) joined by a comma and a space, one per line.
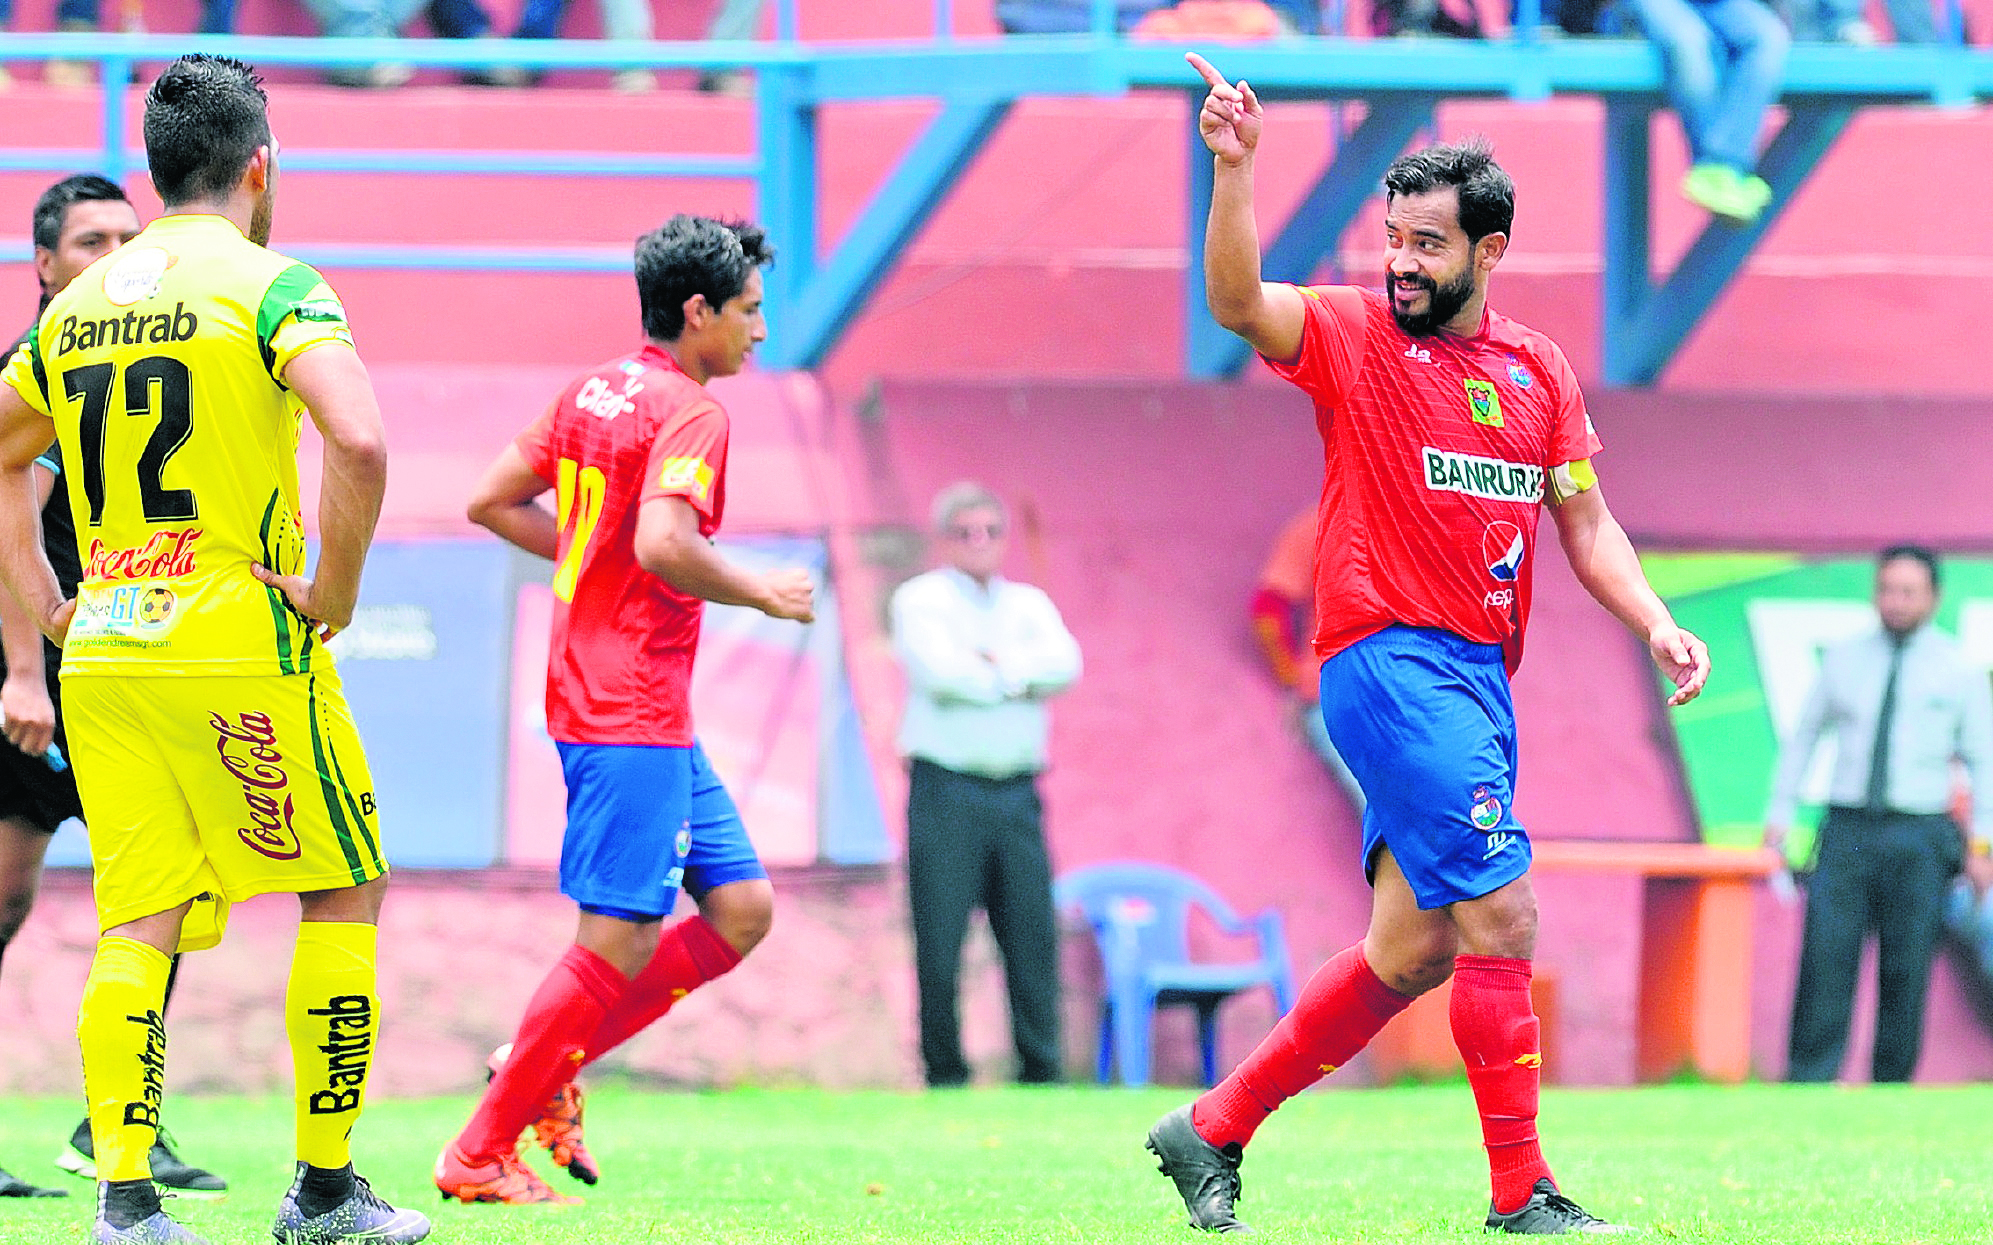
1864, 635, 1906, 812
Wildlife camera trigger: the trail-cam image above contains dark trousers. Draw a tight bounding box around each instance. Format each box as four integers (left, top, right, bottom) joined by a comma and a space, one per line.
907, 758, 1061, 1086
1787, 808, 1962, 1083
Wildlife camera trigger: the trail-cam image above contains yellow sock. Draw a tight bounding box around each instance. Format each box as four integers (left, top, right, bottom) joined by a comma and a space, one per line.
287, 922, 379, 1169
77, 936, 172, 1184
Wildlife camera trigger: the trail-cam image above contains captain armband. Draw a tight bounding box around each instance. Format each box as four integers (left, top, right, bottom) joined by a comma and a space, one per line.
1547, 458, 1598, 504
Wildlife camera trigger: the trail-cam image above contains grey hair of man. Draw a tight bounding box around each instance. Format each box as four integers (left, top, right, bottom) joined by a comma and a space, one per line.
930, 481, 1007, 533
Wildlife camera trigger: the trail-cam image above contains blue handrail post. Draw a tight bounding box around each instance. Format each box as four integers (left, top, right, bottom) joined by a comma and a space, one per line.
934, 0, 955, 40
101, 57, 133, 187
1515, 0, 1542, 42
755, 64, 818, 367
1089, 0, 1115, 36
775, 0, 800, 42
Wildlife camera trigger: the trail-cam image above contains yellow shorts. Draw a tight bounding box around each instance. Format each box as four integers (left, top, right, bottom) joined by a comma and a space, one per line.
62, 669, 387, 952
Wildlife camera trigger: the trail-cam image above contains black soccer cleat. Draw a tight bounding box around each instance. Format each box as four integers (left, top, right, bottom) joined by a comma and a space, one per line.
1146, 1105, 1251, 1234
1485, 1178, 1631, 1235
60, 1121, 227, 1198
0, 1162, 67, 1197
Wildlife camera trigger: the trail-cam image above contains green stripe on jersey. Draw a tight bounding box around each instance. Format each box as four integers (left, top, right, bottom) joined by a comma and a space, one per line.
306, 674, 367, 884
258, 492, 296, 675
255, 262, 327, 385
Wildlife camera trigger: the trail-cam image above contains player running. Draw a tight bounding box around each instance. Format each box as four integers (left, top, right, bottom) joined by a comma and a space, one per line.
0, 56, 426, 1245
435, 214, 813, 1206
1147, 53, 1710, 1236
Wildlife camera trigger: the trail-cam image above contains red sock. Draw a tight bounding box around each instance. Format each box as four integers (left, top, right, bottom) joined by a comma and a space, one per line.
456, 945, 626, 1163
582, 916, 743, 1067
1191, 944, 1412, 1149
1450, 954, 1553, 1214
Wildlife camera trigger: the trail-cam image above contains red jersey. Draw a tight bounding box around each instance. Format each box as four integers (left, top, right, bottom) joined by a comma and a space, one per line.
516, 343, 728, 745
1264, 286, 1601, 673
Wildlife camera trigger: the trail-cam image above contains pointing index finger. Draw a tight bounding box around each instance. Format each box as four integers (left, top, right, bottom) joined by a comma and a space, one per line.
1185, 51, 1229, 89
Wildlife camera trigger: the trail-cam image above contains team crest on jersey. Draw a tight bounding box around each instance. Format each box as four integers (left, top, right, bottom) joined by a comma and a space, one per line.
1464, 378, 1504, 428
1470, 785, 1504, 831
1505, 355, 1534, 389
101, 247, 173, 307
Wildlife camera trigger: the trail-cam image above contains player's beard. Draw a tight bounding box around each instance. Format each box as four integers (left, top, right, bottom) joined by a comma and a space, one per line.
1391, 265, 1475, 337
249, 189, 274, 248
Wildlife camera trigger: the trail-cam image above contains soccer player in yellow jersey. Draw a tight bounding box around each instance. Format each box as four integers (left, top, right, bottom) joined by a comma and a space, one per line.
0, 56, 428, 1245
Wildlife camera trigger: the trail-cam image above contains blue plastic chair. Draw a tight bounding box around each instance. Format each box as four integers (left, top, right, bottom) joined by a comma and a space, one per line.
1055, 861, 1297, 1088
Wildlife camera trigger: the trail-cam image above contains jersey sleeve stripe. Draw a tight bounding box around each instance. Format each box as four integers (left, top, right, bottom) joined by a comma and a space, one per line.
24, 329, 50, 411
256, 263, 326, 387
257, 492, 299, 675
305, 673, 369, 885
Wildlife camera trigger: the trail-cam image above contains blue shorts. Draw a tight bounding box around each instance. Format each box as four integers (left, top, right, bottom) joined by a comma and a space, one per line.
555, 738, 769, 922
1319, 625, 1530, 910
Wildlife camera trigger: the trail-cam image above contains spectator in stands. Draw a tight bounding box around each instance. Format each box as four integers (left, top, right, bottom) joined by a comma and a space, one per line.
0, 0, 239, 88
1251, 510, 1367, 813
891, 482, 1081, 1088
1624, 0, 1789, 225
1766, 545, 1993, 1083
997, 0, 1319, 35
1370, 0, 1484, 37
1790, 0, 1938, 43
447, 0, 659, 92
303, 0, 421, 87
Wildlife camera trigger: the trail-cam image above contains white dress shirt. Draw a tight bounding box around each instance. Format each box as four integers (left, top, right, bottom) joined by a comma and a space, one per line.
890, 567, 1082, 780
1767, 623, 1993, 840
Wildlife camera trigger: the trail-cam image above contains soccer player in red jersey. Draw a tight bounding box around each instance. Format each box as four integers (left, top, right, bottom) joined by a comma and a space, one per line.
1147, 54, 1711, 1236
435, 215, 815, 1205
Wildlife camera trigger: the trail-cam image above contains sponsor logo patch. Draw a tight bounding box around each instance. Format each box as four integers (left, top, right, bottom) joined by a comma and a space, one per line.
85, 527, 200, 582
1482, 521, 1525, 585
1422, 447, 1544, 504
1470, 785, 1504, 831
210, 710, 302, 861
575, 373, 644, 420
657, 456, 715, 502
101, 247, 172, 307
136, 586, 175, 629
305, 994, 373, 1115
121, 1007, 167, 1128
1506, 354, 1534, 389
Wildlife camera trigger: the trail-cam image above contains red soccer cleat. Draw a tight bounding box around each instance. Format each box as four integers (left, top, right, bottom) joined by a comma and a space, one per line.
485, 1044, 599, 1186
433, 1143, 580, 1207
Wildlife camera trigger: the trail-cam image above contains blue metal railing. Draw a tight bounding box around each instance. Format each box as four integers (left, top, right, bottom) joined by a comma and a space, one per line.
2, 24, 1987, 376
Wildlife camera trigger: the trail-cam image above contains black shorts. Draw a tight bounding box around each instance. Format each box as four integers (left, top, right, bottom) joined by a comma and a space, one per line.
0, 719, 82, 836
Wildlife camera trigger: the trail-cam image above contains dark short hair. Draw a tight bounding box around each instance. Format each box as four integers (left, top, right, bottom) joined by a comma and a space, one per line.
635, 215, 774, 342
143, 55, 271, 207
1383, 138, 1516, 245
1878, 544, 1941, 590
31, 174, 129, 253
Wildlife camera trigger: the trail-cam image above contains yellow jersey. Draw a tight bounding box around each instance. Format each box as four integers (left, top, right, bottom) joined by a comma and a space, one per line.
1, 214, 355, 677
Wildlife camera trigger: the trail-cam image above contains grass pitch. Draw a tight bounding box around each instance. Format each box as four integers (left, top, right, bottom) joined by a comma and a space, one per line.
2, 1082, 1990, 1243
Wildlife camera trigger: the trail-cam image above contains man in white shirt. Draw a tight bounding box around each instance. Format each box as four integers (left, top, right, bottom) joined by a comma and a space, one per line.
1766, 545, 1993, 1082
890, 482, 1082, 1087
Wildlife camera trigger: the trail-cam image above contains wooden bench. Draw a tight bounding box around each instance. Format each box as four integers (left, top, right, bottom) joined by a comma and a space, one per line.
1366, 842, 1781, 1085
1535, 841, 1781, 1083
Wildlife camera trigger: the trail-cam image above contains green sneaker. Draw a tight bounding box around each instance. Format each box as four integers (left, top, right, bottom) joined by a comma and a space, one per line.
1680, 163, 1763, 225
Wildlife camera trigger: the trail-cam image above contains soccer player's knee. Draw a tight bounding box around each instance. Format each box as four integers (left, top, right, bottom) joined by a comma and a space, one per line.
0, 880, 35, 943
706, 880, 774, 956
1372, 931, 1456, 996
